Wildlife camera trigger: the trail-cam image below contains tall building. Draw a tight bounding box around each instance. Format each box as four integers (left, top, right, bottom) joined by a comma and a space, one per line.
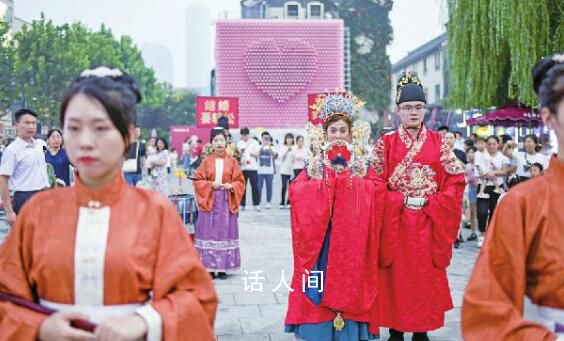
240, 0, 351, 90
389, 32, 463, 130
0, 0, 14, 29
391, 32, 448, 109
241, 0, 325, 19
186, 5, 212, 92
141, 42, 174, 85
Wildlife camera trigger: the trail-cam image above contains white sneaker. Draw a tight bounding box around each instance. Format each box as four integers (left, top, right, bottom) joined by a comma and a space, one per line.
477, 236, 484, 248
286, 204, 291, 209
279, 205, 285, 209
254, 206, 261, 212
266, 203, 271, 209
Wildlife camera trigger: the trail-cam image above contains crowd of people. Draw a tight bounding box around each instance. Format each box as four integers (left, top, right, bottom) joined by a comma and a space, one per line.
437, 127, 552, 249
0, 51, 562, 341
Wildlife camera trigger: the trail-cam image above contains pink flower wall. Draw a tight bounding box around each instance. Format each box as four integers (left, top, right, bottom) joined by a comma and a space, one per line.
216, 20, 344, 128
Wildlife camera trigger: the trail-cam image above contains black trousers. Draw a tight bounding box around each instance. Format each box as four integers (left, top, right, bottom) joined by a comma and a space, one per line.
477, 185, 501, 233
241, 170, 259, 207
280, 174, 291, 205
293, 169, 302, 178
13, 190, 42, 214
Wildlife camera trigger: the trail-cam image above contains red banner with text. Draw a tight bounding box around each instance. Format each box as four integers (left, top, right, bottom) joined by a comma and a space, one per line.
196, 96, 239, 128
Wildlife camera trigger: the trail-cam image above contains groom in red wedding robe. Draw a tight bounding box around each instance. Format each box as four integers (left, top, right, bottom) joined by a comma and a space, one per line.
369, 72, 465, 341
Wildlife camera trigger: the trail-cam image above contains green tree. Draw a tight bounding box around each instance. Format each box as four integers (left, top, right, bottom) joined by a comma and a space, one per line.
9, 14, 164, 125
1, 13, 198, 134
448, 0, 564, 109
140, 85, 197, 131
321, 0, 393, 113
0, 20, 16, 115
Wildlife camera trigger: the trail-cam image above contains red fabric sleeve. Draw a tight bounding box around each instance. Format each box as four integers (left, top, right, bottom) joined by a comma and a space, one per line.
423, 172, 466, 268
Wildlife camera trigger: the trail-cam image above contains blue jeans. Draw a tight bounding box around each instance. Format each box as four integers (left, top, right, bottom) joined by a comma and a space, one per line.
124, 173, 142, 186
257, 173, 274, 204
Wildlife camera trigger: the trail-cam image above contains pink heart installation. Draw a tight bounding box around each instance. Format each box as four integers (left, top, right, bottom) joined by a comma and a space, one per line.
244, 39, 318, 103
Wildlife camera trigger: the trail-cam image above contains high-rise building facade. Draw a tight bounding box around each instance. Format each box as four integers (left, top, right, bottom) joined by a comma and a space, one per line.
0, 0, 14, 29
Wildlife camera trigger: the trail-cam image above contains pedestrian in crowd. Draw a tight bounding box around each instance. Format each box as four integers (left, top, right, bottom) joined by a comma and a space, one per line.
165, 143, 172, 175
474, 136, 487, 157
122, 126, 146, 186
182, 136, 192, 174
538, 133, 554, 156
149, 137, 170, 196
453, 131, 465, 151
508, 134, 549, 182
529, 162, 544, 177
0, 66, 217, 340
462, 53, 564, 340
464, 146, 479, 242
444, 132, 467, 164
257, 133, 277, 209
501, 139, 519, 185
475, 135, 510, 248
464, 138, 474, 149
470, 133, 478, 142
45, 128, 71, 187
236, 127, 261, 211
292, 135, 309, 178
437, 125, 449, 136
193, 130, 245, 280
278, 133, 294, 209
444, 131, 467, 249
189, 138, 205, 173
170, 148, 178, 172
499, 134, 513, 152
285, 93, 384, 340
370, 72, 466, 341
473, 136, 489, 198
0, 108, 50, 227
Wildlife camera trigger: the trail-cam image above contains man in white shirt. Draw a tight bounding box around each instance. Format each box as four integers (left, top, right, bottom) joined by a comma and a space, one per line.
0, 108, 50, 226
236, 127, 261, 211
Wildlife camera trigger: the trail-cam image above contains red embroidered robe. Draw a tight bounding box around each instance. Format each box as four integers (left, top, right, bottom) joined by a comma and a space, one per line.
284, 163, 385, 329
370, 125, 466, 332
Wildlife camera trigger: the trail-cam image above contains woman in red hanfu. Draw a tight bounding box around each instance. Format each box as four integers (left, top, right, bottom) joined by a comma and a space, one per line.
284, 92, 386, 341
370, 72, 466, 341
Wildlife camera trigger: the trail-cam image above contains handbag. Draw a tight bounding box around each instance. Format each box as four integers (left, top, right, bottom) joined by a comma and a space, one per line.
122, 142, 140, 173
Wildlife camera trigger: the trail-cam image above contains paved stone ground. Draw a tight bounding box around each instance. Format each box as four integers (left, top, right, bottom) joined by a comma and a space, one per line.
214, 206, 475, 341
0, 174, 540, 341
214, 206, 540, 341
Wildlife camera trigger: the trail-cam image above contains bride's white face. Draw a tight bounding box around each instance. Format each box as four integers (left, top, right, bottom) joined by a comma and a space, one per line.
326, 119, 351, 143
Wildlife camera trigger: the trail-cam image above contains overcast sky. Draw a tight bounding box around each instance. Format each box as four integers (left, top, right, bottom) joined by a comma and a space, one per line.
16, 0, 447, 87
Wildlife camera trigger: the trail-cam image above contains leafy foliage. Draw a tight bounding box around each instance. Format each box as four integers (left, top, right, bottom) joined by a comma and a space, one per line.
448, 0, 564, 109
0, 14, 196, 130
0, 20, 16, 116
320, 0, 393, 113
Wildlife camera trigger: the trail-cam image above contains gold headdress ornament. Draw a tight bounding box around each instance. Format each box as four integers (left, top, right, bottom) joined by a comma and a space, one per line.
395, 71, 424, 104
310, 91, 366, 122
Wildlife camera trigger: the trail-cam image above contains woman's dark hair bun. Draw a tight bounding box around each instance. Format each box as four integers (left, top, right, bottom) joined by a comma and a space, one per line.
532, 57, 556, 95
115, 73, 142, 104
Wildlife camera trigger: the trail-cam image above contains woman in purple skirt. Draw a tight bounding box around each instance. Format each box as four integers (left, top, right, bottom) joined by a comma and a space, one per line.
193, 130, 246, 280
